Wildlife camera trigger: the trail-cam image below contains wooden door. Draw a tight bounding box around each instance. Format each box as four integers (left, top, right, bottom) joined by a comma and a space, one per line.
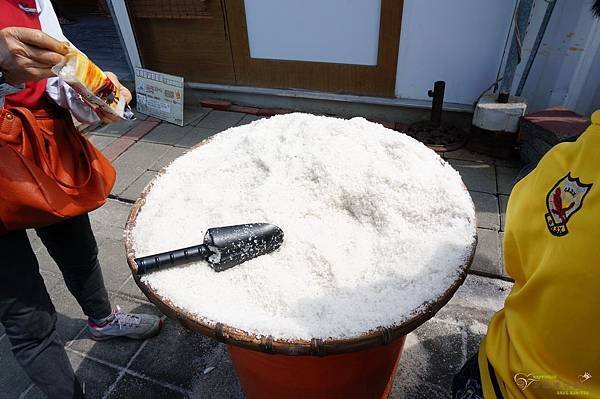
127, 0, 236, 84
224, 0, 403, 97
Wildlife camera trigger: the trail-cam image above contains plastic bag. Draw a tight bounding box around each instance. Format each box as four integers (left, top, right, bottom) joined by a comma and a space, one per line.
52, 50, 131, 119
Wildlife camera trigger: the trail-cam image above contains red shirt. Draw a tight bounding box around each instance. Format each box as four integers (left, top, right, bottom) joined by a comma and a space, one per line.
0, 0, 50, 108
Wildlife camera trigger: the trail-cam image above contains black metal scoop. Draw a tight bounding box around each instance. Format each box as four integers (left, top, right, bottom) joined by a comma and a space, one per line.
134, 223, 284, 274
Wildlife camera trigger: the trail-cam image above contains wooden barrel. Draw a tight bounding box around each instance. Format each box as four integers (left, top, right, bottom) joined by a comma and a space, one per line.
227, 338, 407, 399
123, 137, 477, 398
125, 134, 477, 399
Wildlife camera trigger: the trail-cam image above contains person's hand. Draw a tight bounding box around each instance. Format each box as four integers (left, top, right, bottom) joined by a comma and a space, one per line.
105, 71, 132, 104
90, 72, 132, 124
0, 27, 69, 85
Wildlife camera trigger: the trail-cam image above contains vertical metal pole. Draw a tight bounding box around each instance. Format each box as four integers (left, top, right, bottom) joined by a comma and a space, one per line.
107, 0, 143, 70
106, 0, 135, 78
428, 81, 445, 126
497, 0, 535, 103
515, 0, 556, 96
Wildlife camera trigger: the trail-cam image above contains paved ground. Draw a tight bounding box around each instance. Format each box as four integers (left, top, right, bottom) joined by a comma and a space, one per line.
0, 108, 519, 398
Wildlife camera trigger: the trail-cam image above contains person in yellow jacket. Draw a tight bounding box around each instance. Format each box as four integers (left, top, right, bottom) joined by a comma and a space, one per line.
452, 5, 600, 396
453, 113, 600, 399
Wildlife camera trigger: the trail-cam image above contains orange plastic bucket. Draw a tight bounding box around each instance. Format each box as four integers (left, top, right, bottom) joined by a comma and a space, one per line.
228, 336, 406, 399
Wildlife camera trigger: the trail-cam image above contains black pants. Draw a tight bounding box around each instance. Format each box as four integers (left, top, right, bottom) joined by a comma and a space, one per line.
452, 354, 484, 399
0, 214, 112, 398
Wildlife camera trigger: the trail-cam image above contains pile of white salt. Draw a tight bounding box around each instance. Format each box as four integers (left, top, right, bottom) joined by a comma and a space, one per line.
131, 113, 476, 340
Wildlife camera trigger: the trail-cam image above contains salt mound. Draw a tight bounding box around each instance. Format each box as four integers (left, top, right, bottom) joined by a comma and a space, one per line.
131, 113, 476, 340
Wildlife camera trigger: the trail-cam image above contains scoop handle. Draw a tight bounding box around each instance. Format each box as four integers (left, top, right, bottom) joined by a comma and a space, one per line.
134, 245, 212, 275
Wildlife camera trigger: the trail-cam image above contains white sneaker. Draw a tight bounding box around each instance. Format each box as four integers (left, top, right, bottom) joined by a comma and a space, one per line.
88, 306, 163, 341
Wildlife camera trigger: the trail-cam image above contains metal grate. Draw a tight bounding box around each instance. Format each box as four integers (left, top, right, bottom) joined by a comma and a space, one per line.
128, 0, 210, 19
405, 121, 468, 153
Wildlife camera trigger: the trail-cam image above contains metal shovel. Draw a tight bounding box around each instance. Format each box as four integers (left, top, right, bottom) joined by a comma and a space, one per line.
134, 223, 284, 274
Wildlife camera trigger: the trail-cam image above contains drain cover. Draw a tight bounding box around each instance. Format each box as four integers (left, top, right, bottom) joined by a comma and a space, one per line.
404, 121, 468, 152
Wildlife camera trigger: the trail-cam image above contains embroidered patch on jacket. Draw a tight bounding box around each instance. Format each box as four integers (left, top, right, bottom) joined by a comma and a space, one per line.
545, 173, 592, 236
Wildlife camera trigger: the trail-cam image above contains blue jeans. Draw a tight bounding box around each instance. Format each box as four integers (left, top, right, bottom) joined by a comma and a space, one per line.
0, 214, 112, 398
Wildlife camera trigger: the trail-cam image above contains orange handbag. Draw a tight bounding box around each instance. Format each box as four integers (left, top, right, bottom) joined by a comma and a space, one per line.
0, 106, 116, 235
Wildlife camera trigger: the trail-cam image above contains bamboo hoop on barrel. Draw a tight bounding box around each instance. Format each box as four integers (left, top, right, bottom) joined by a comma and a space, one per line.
124, 137, 478, 356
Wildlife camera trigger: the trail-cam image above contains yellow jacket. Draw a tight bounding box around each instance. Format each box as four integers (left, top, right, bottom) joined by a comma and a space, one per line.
479, 110, 600, 398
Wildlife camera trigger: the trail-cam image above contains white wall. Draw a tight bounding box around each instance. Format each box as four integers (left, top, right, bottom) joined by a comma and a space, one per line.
395, 0, 517, 105
112, 0, 599, 114
394, 0, 600, 113
511, 0, 600, 115
574, 40, 600, 115
244, 0, 381, 66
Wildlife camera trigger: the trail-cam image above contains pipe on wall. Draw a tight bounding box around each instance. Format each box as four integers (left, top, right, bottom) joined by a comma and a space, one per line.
497, 0, 535, 103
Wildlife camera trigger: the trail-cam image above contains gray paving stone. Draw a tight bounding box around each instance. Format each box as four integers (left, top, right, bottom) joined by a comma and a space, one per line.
390, 333, 442, 398
176, 126, 220, 148
470, 191, 500, 231
497, 166, 520, 195
390, 378, 450, 399
392, 276, 511, 398
469, 228, 502, 277
132, 110, 149, 121
92, 220, 124, 245
448, 159, 497, 194
183, 107, 210, 126
128, 318, 220, 391
26, 229, 44, 253
417, 318, 464, 378
66, 351, 120, 399
69, 299, 161, 367
112, 142, 170, 196
107, 374, 188, 399
114, 142, 172, 169
444, 148, 522, 169
463, 315, 489, 363
189, 348, 244, 399
392, 316, 466, 399
236, 114, 264, 126
89, 199, 132, 230
90, 119, 138, 137
444, 147, 496, 164
196, 110, 244, 131
499, 194, 509, 231
118, 276, 149, 302
499, 232, 511, 280
111, 164, 146, 198
95, 233, 132, 294
34, 241, 61, 274
495, 154, 522, 168
44, 273, 89, 341
149, 147, 188, 172
119, 171, 158, 202
141, 123, 195, 145
434, 274, 511, 330
0, 336, 33, 398
87, 134, 117, 151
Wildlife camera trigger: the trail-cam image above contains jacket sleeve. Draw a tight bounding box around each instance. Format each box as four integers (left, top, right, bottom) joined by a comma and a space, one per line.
37, 0, 101, 124
0, 84, 25, 108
